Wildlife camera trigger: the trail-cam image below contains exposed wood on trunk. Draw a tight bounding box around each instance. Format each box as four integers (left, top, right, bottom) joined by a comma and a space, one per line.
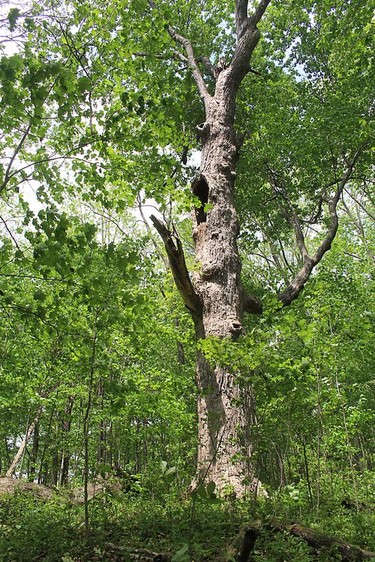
150, 215, 201, 315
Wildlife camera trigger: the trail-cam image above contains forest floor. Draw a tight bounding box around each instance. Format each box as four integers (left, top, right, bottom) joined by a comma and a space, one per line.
0, 476, 114, 502
0, 479, 374, 561
0, 476, 54, 498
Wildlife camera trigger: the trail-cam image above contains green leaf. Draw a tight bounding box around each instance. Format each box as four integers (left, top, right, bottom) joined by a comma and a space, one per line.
206, 480, 216, 496
8, 8, 21, 31
165, 466, 177, 477
171, 544, 190, 562
77, 76, 91, 93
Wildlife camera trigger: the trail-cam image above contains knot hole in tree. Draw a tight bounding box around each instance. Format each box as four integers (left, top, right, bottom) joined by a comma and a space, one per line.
192, 175, 209, 225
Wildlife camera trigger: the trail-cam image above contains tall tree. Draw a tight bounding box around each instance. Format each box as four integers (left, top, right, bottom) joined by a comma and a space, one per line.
1, 0, 373, 496
149, 0, 373, 495
151, 0, 272, 495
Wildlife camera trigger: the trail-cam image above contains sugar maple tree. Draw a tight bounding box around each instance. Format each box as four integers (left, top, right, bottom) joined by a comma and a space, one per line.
148, 0, 373, 495
1, 0, 373, 496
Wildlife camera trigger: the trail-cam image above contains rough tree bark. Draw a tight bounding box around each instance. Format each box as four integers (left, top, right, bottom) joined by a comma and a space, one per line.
152, 0, 270, 497
151, 0, 366, 496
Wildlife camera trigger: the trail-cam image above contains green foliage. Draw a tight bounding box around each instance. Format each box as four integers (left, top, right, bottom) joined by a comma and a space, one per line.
171, 543, 190, 562
0, 492, 82, 562
0, 0, 374, 560
1, 486, 374, 561
253, 532, 313, 562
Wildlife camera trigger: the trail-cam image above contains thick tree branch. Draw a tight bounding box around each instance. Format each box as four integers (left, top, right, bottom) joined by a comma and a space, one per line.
226, 27, 261, 90
313, 145, 365, 264
150, 215, 201, 314
168, 28, 211, 105
226, 0, 271, 92
278, 145, 367, 306
235, 0, 249, 38
249, 0, 272, 26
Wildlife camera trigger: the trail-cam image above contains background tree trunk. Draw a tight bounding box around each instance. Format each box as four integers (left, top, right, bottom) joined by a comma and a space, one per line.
6, 409, 41, 478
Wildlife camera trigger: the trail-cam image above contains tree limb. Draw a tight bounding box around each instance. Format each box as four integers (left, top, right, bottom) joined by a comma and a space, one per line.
226, 26, 261, 90
278, 145, 367, 306
0, 214, 22, 252
0, 122, 32, 193
249, 0, 272, 26
227, 0, 271, 92
268, 169, 310, 263
168, 28, 211, 104
235, 0, 249, 38
343, 187, 375, 222
198, 56, 216, 80
150, 215, 201, 315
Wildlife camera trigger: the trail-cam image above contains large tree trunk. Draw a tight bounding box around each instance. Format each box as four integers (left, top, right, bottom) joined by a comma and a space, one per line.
191, 92, 255, 495
152, 1, 270, 496
153, 1, 365, 494
195, 347, 258, 495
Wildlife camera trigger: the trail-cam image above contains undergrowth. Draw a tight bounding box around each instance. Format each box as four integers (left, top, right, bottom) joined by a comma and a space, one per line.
0, 478, 374, 562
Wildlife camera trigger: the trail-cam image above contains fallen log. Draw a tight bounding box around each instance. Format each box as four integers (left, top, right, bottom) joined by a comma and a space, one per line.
239, 521, 375, 562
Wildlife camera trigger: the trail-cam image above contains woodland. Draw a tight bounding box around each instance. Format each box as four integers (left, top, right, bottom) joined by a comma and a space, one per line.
0, 0, 374, 560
